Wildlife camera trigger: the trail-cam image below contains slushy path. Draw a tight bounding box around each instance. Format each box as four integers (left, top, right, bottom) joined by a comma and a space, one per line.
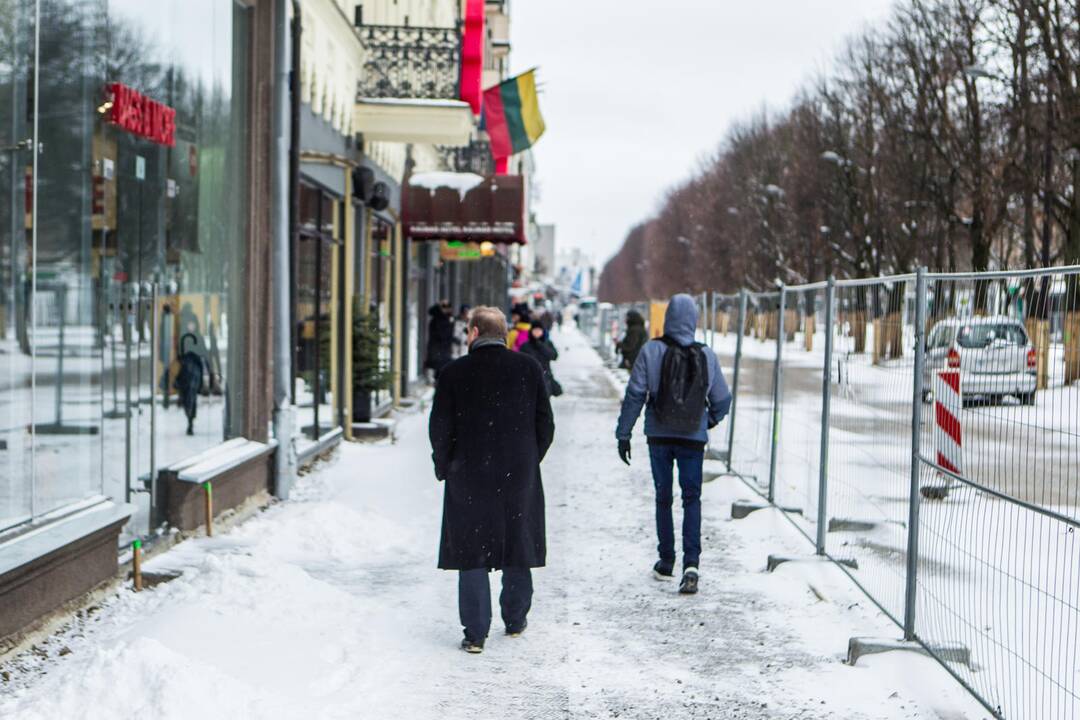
0, 329, 986, 719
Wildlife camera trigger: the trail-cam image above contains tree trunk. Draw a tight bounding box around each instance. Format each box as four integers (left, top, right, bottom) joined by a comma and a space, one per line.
1064, 158, 1080, 384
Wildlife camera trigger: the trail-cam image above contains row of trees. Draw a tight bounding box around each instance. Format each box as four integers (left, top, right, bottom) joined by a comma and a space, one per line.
598, 0, 1080, 306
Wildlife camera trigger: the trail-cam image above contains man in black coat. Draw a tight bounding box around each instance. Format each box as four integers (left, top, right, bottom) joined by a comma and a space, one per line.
429, 306, 555, 654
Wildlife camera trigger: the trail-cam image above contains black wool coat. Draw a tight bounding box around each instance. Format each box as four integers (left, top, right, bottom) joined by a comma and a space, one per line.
519, 338, 559, 396
429, 343, 555, 570
425, 305, 454, 373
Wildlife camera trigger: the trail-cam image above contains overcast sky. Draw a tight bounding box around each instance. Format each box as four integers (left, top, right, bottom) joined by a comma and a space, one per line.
510, 0, 898, 265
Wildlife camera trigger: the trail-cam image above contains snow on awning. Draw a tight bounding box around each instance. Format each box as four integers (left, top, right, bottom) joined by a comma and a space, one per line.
404, 173, 526, 244
408, 171, 485, 201
354, 98, 473, 146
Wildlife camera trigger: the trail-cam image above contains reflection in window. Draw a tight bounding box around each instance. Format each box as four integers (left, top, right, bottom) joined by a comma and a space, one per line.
0, 0, 252, 535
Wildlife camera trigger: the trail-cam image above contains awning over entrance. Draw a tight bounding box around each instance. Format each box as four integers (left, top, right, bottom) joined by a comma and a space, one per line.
404, 173, 526, 244
353, 98, 474, 145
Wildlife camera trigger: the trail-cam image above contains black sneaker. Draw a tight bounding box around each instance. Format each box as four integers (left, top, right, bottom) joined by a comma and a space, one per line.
678, 568, 699, 595
506, 620, 528, 638
653, 560, 675, 580
461, 638, 485, 654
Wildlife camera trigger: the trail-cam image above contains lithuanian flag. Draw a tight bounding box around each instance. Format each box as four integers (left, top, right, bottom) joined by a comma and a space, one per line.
483, 70, 545, 160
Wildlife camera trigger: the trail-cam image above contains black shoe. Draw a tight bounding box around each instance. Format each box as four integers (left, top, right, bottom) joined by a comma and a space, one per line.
679, 568, 699, 595
506, 620, 527, 638
461, 638, 484, 654
653, 560, 675, 580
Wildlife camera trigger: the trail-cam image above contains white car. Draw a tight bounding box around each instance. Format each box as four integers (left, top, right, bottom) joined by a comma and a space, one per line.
923, 316, 1037, 406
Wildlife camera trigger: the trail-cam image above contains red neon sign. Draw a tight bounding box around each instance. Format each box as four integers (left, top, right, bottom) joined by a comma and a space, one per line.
105, 83, 176, 147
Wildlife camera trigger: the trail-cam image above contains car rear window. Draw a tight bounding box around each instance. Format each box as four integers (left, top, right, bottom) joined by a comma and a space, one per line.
956, 324, 1025, 348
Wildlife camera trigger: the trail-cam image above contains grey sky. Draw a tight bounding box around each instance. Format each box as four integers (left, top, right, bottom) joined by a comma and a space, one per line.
510, 0, 897, 265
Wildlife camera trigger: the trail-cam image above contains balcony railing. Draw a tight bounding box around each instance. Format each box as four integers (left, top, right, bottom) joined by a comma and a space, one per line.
437, 139, 496, 176
356, 24, 461, 100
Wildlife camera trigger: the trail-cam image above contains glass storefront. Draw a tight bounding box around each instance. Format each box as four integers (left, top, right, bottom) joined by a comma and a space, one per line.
0, 0, 252, 535
294, 181, 343, 441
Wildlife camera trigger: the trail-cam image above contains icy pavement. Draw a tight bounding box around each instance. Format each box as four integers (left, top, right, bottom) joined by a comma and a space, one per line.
0, 329, 989, 719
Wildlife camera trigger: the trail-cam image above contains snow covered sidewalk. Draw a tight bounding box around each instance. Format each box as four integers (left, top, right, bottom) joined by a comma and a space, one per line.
0, 328, 987, 719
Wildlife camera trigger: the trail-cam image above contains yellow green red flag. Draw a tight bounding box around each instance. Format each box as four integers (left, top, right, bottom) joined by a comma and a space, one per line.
483, 70, 545, 159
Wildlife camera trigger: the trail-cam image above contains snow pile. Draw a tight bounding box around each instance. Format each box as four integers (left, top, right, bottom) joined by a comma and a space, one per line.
8, 637, 300, 720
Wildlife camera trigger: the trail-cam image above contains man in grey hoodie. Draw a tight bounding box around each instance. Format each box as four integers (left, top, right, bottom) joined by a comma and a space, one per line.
615, 294, 731, 594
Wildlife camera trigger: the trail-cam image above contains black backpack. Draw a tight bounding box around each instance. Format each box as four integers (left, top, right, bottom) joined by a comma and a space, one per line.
654, 336, 709, 432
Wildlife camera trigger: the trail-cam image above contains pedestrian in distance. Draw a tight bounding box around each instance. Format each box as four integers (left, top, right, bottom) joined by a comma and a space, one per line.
616, 309, 648, 370
429, 306, 555, 654
451, 304, 470, 359
539, 308, 555, 333
506, 311, 523, 349
508, 311, 533, 352
520, 320, 562, 397
425, 300, 454, 380
614, 294, 731, 595
174, 333, 205, 436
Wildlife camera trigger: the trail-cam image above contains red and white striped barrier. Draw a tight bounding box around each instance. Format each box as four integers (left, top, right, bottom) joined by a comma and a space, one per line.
933, 370, 963, 478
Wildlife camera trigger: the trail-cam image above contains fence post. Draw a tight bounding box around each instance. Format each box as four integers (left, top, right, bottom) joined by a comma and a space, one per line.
700, 291, 708, 341
904, 267, 928, 641
726, 290, 748, 472
768, 286, 786, 504
816, 278, 836, 556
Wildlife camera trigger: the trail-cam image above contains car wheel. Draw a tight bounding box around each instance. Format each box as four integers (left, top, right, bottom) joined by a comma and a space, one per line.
1019, 391, 1036, 406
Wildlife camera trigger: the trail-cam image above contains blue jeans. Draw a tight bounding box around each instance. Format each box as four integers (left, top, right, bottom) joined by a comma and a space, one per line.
648, 444, 704, 570
458, 568, 532, 642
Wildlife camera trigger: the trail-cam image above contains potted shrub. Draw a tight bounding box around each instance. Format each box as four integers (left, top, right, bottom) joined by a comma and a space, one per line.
352, 300, 393, 423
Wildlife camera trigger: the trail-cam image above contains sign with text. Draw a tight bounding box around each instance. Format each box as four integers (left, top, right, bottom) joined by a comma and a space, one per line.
439, 241, 497, 261
105, 82, 176, 147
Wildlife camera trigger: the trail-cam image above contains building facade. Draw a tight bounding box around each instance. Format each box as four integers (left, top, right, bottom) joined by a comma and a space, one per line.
0, 0, 542, 649
0, 0, 279, 641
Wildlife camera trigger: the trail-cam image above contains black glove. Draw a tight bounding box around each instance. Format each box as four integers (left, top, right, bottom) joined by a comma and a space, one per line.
618, 439, 632, 466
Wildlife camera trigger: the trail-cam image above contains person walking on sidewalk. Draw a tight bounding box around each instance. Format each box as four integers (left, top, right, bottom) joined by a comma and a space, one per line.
614, 294, 731, 595
451, 304, 470, 359
429, 307, 555, 654
616, 309, 648, 370
520, 320, 562, 397
425, 301, 454, 380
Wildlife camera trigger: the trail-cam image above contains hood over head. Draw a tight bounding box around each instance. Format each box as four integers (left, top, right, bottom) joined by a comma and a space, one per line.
663, 294, 698, 345
429, 303, 447, 318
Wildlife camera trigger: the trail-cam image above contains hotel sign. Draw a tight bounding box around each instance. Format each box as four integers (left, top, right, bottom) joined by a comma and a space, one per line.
404, 174, 526, 244
105, 82, 176, 147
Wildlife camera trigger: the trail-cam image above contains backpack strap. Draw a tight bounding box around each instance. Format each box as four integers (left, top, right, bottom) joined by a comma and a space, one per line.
659, 335, 704, 349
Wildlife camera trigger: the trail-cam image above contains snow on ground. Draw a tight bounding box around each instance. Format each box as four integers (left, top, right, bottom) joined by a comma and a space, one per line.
0, 328, 990, 719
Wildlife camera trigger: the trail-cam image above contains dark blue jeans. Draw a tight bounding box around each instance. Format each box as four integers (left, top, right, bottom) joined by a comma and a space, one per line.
648, 444, 704, 570
458, 568, 532, 642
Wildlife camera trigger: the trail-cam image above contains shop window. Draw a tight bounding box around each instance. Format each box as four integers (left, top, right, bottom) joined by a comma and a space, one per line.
0, 0, 253, 536
295, 182, 343, 441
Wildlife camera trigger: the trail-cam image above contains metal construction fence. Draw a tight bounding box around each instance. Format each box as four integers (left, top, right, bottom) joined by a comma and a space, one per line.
600, 266, 1080, 719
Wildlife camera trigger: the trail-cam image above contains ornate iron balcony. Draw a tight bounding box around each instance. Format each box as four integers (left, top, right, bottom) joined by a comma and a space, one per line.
437, 139, 495, 176
356, 24, 461, 100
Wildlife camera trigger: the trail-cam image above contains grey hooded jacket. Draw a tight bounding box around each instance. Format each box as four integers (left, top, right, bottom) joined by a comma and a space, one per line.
615, 294, 732, 444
